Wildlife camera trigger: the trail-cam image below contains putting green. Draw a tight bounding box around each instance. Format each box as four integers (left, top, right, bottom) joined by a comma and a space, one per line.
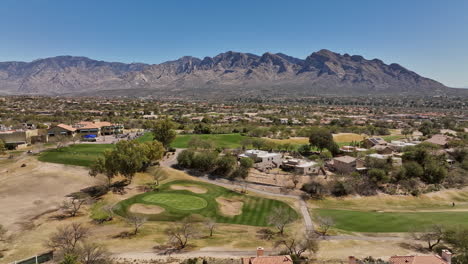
142, 193, 208, 210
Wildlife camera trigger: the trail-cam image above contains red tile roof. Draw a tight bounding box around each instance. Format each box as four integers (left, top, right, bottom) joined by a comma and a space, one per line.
242, 255, 293, 264
389, 256, 448, 264
56, 124, 76, 132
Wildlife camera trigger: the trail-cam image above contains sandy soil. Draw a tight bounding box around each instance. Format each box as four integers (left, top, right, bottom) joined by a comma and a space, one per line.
129, 204, 165, 214
170, 184, 207, 193
318, 238, 425, 261
0, 155, 103, 232
216, 197, 243, 216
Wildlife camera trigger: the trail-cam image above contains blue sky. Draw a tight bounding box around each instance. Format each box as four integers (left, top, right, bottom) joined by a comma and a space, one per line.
1, 0, 467, 87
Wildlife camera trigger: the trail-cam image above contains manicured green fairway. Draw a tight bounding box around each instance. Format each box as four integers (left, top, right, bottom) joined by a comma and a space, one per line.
114, 180, 298, 226
38, 144, 114, 167
142, 193, 208, 210
171, 133, 248, 149
314, 209, 468, 232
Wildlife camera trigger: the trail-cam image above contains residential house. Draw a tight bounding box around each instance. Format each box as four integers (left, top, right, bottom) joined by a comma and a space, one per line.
425, 134, 452, 148
348, 250, 452, 264
74, 121, 123, 137
0, 129, 47, 149
239, 150, 282, 169
48, 124, 76, 137
330, 155, 365, 174
388, 250, 452, 264
281, 158, 324, 175
371, 145, 394, 155
242, 247, 293, 264
363, 137, 388, 148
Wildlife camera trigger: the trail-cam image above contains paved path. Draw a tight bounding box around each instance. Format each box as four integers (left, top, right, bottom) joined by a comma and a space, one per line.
113, 248, 279, 260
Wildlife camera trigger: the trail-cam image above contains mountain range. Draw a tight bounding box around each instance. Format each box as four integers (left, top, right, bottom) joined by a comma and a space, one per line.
0, 49, 465, 98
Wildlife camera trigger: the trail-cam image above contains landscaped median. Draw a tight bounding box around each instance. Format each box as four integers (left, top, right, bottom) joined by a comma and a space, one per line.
314, 208, 468, 232
113, 179, 298, 226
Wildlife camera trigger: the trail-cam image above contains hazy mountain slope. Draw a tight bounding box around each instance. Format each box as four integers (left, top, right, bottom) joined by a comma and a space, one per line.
0, 50, 461, 98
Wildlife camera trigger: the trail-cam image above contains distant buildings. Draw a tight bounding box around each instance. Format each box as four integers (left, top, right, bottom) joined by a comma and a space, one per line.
0, 129, 47, 149
48, 121, 123, 138
330, 155, 365, 174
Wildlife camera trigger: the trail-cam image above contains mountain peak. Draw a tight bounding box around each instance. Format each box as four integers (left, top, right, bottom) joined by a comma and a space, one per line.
0, 49, 455, 97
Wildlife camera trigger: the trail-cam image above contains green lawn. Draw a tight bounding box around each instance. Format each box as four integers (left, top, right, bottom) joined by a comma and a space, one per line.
382, 135, 405, 142
37, 144, 114, 167
171, 133, 248, 149
114, 180, 298, 226
142, 193, 208, 210
314, 209, 468, 232
136, 132, 154, 143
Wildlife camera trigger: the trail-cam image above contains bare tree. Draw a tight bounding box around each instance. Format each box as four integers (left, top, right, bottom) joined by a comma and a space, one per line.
77, 241, 111, 264
275, 231, 320, 259
204, 218, 216, 237
411, 225, 444, 250
290, 173, 301, 189
125, 215, 147, 235
268, 207, 295, 235
152, 169, 167, 187
0, 224, 7, 242
61, 198, 87, 217
48, 223, 90, 254
55, 134, 70, 149
316, 216, 335, 236
165, 218, 198, 249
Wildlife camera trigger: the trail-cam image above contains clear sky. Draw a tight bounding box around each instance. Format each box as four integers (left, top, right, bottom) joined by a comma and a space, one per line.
1, 0, 467, 87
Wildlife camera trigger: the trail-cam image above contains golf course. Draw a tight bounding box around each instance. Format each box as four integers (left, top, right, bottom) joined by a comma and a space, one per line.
114, 179, 298, 226
314, 208, 468, 232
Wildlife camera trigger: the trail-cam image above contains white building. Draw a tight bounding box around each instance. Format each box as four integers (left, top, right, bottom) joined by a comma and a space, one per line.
239, 150, 282, 169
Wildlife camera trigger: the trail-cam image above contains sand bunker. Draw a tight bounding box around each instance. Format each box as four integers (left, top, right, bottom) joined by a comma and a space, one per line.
216, 197, 243, 216
129, 204, 165, 214
170, 184, 207, 194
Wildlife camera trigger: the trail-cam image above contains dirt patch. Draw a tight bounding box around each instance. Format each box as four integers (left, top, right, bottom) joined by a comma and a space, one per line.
216, 197, 243, 216
129, 204, 165, 214
170, 184, 207, 194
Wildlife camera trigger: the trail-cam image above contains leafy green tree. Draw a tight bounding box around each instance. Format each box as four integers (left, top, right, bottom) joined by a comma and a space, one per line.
368, 168, 389, 184
423, 159, 447, 184
90, 140, 164, 184
309, 127, 334, 153
402, 128, 413, 140
214, 155, 237, 177
239, 157, 254, 169
419, 121, 435, 136
298, 144, 311, 156
177, 149, 196, 168
140, 140, 165, 166
192, 151, 218, 172
402, 161, 424, 179
151, 118, 177, 148
444, 227, 468, 264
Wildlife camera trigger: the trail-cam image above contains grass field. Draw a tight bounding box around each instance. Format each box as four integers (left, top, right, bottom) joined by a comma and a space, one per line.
333, 133, 364, 143
382, 135, 405, 142
114, 179, 298, 226
171, 133, 247, 148
37, 144, 114, 167
314, 209, 468, 232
